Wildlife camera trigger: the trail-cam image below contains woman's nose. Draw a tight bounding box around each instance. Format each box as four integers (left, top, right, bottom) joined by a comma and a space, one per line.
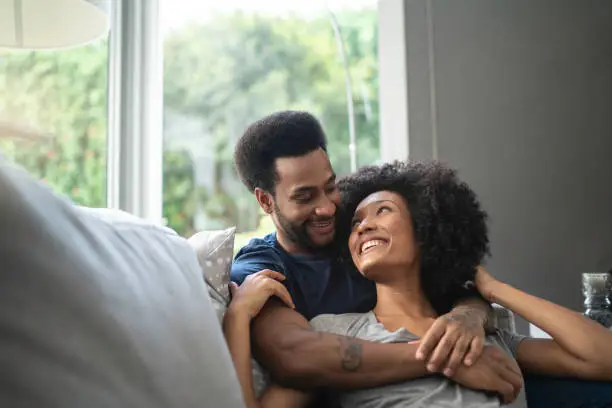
356, 217, 376, 234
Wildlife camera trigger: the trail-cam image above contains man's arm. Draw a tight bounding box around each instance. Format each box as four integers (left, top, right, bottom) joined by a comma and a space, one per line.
452, 282, 495, 332
454, 296, 493, 329
252, 300, 522, 402
233, 252, 428, 388
251, 299, 429, 390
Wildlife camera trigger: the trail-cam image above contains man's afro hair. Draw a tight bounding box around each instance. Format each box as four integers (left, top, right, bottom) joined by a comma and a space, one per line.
234, 111, 327, 193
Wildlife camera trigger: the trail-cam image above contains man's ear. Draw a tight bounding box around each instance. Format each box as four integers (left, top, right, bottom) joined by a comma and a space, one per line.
254, 187, 274, 214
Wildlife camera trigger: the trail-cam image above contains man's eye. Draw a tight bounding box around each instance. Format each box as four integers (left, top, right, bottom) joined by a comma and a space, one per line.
351, 219, 361, 228
294, 195, 312, 203
325, 185, 338, 194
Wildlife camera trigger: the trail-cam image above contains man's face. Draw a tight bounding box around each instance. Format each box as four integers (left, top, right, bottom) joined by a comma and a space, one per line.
269, 148, 340, 253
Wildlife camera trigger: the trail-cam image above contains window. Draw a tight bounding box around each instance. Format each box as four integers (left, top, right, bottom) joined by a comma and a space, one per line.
161, 0, 380, 244
0, 37, 110, 208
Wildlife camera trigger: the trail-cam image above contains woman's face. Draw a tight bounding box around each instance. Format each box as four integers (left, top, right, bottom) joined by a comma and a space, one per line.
348, 190, 419, 280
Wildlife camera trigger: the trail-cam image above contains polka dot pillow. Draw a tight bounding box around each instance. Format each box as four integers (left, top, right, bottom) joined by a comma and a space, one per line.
188, 227, 270, 396
188, 227, 235, 321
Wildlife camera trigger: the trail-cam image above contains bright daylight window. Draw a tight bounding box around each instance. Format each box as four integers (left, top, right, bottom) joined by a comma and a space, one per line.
161, 0, 380, 246
0, 38, 109, 208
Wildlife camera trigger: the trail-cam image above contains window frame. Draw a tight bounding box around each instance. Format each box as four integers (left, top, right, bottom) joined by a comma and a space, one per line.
108, 0, 405, 224
107, 0, 163, 223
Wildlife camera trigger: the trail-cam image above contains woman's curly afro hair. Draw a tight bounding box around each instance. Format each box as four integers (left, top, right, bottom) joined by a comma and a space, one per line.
336, 160, 490, 315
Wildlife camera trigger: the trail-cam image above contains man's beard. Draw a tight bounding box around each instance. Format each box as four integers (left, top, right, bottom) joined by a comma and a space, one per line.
274, 202, 334, 254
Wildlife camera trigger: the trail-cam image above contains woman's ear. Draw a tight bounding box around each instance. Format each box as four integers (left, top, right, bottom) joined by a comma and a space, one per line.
254, 187, 274, 214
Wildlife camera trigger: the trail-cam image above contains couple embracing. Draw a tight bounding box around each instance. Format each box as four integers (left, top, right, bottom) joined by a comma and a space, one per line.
224, 111, 612, 408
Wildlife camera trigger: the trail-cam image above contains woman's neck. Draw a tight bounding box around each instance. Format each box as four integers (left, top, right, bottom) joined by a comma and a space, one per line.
373, 265, 437, 335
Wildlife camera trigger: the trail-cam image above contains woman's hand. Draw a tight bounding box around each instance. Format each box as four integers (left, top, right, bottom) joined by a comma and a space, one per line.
228, 269, 295, 320
474, 266, 498, 302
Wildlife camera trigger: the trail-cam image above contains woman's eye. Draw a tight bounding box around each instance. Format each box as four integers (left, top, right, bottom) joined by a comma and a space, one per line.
351, 219, 361, 228
377, 206, 392, 215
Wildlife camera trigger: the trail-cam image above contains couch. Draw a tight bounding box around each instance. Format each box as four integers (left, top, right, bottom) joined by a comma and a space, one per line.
1, 157, 611, 407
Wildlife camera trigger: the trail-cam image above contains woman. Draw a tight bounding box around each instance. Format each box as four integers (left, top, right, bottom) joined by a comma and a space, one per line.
224, 161, 612, 408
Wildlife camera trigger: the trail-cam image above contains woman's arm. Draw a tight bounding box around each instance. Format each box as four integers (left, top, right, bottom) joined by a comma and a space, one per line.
223, 310, 309, 408
476, 267, 612, 380
223, 311, 260, 408
223, 270, 310, 408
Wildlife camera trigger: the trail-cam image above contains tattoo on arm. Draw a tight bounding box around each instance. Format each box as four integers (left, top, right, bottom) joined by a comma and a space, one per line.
447, 304, 493, 332
266, 319, 363, 372
338, 336, 363, 372
446, 308, 477, 324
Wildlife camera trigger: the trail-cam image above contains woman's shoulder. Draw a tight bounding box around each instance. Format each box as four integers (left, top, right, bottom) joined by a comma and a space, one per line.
309, 312, 373, 336
487, 329, 529, 358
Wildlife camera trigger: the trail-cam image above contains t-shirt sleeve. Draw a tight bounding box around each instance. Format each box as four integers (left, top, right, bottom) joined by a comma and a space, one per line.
496, 329, 529, 357
230, 242, 284, 284
309, 313, 361, 337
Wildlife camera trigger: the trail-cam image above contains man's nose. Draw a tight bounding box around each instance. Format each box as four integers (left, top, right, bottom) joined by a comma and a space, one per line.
315, 198, 336, 217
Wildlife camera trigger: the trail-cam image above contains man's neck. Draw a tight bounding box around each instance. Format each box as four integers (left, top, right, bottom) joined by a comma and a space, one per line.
275, 231, 310, 255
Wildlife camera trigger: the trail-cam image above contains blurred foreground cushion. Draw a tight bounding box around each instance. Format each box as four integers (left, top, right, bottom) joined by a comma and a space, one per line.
0, 158, 245, 408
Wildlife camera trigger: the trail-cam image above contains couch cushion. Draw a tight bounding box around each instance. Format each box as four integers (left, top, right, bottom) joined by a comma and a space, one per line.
0, 158, 245, 408
188, 229, 269, 397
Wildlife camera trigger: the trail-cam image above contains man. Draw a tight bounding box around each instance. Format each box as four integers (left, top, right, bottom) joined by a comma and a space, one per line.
230, 111, 521, 401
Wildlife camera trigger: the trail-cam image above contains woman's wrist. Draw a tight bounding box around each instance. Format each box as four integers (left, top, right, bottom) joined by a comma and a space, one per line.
225, 304, 253, 325
482, 279, 506, 304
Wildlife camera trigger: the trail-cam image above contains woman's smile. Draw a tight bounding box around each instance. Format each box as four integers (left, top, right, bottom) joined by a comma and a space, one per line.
360, 238, 389, 255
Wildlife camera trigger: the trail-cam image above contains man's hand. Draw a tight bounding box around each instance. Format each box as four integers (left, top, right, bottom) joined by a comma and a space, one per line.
416, 304, 487, 377
452, 345, 523, 404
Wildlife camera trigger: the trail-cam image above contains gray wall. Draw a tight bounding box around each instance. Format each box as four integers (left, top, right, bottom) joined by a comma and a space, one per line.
379, 0, 612, 333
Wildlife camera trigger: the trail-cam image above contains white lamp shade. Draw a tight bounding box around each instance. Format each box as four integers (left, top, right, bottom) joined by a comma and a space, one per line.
0, 0, 110, 49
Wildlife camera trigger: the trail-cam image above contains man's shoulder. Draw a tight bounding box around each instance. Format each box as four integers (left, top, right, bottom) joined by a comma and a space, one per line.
238, 232, 276, 253
234, 233, 279, 258
231, 233, 286, 282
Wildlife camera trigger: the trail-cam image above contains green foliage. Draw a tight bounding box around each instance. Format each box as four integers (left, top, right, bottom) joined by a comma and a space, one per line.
163, 8, 380, 237
234, 211, 276, 254
162, 149, 201, 237
1, 7, 379, 238
1, 41, 108, 207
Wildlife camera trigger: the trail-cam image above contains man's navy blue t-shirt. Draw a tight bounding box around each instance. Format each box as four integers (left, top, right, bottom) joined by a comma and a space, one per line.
231, 233, 376, 320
